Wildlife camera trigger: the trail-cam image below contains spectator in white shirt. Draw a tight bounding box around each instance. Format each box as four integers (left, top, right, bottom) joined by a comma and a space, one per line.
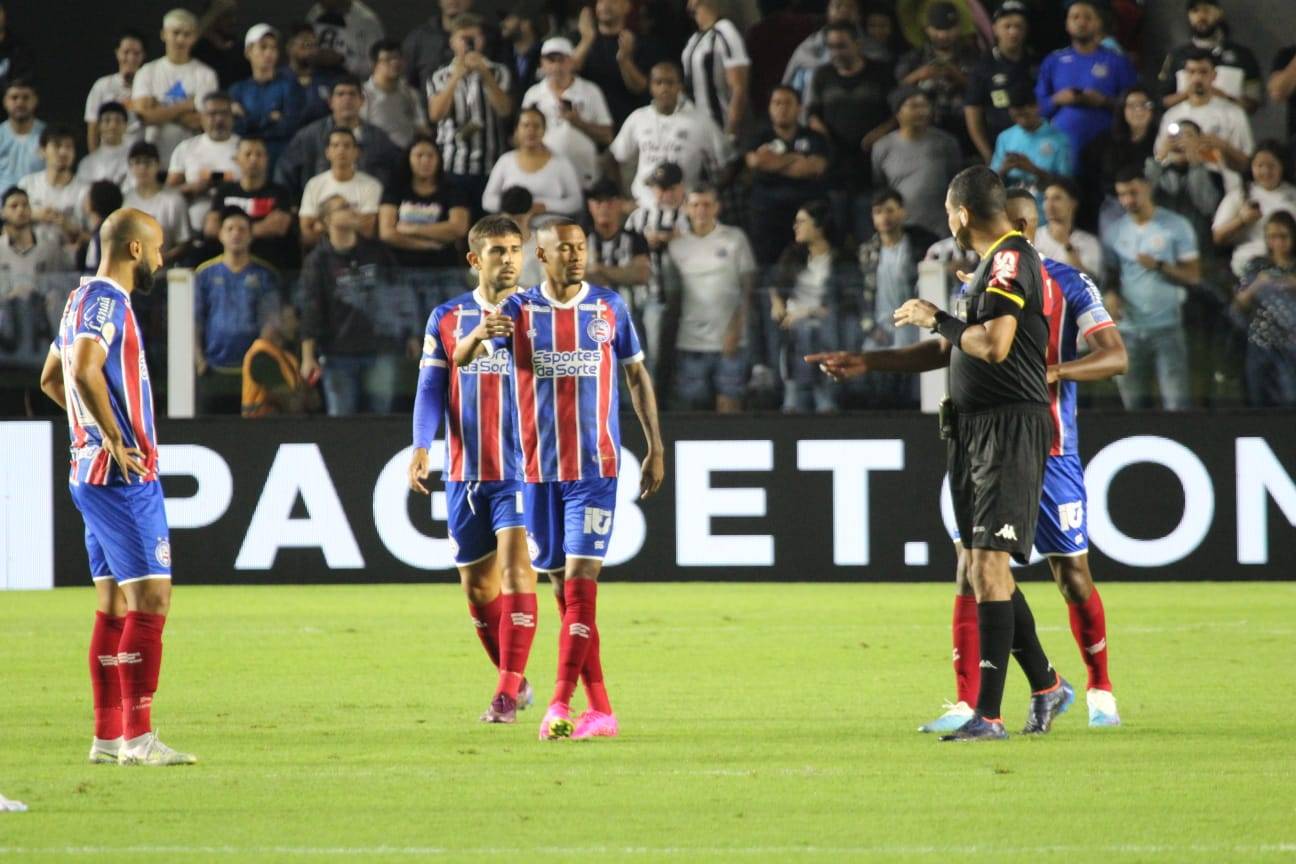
362, 39, 429, 149
1155, 48, 1253, 187
77, 104, 132, 190
123, 141, 191, 261
1212, 142, 1296, 278
131, 9, 219, 166
167, 91, 242, 230
664, 184, 757, 412
85, 30, 146, 151
481, 108, 584, 217
609, 62, 729, 209
0, 188, 71, 324
18, 126, 88, 248
0, 80, 45, 194
681, 0, 750, 137
1035, 176, 1103, 277
308, 0, 386, 79
300, 128, 382, 247
522, 37, 614, 189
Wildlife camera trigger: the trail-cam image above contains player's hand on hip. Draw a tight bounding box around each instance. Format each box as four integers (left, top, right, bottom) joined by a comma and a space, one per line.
106, 439, 149, 484
408, 447, 432, 495
805, 351, 868, 381
639, 449, 665, 499
894, 299, 939, 329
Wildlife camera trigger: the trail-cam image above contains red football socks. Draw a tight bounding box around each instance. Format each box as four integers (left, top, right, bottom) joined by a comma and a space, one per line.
89, 612, 125, 740
469, 594, 505, 668
552, 579, 597, 708
582, 625, 613, 714
1068, 588, 1112, 691
496, 593, 538, 699
118, 611, 166, 740
952, 594, 980, 706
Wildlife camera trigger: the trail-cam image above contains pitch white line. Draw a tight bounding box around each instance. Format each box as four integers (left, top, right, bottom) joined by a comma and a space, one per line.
1, 844, 1293, 857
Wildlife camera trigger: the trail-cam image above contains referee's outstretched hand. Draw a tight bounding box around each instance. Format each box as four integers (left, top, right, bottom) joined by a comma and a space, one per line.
106, 439, 149, 484
806, 351, 870, 381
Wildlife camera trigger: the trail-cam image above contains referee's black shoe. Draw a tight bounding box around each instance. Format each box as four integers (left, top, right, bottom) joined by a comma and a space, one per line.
939, 714, 1007, 742
1021, 675, 1076, 735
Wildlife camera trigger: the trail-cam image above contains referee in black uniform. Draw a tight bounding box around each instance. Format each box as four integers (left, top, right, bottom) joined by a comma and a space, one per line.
811, 166, 1071, 741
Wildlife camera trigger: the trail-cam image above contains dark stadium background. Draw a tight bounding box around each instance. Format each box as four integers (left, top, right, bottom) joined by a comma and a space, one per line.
13, 0, 1296, 143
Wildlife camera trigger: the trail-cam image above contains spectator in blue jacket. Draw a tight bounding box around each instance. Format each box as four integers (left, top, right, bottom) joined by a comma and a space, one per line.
230, 24, 304, 170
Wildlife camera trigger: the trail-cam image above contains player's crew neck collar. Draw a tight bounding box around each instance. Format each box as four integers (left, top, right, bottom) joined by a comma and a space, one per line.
540, 281, 589, 309
472, 288, 499, 312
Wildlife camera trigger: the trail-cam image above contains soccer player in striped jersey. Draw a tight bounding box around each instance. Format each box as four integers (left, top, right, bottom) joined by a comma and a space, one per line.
919, 189, 1127, 732
408, 215, 538, 724
38, 209, 196, 767
454, 217, 665, 741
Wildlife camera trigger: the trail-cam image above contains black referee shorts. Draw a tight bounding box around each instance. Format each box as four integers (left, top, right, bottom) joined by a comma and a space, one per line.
947, 403, 1051, 564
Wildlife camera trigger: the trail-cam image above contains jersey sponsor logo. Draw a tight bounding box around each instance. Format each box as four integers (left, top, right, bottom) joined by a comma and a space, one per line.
461, 351, 512, 376
994, 523, 1018, 542
1058, 501, 1084, 531
154, 538, 171, 568
83, 297, 115, 332
1092, 63, 1108, 78
523, 303, 551, 314
990, 250, 1020, 285
583, 506, 613, 536
533, 349, 601, 378
586, 317, 613, 344
423, 335, 439, 356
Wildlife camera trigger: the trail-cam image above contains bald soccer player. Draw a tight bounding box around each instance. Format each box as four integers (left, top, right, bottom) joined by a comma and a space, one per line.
40, 209, 197, 766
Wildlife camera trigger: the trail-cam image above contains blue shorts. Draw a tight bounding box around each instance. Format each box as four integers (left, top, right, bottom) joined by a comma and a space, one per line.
524, 478, 618, 573
950, 454, 1088, 558
1033, 454, 1088, 557
445, 480, 526, 565
70, 481, 172, 584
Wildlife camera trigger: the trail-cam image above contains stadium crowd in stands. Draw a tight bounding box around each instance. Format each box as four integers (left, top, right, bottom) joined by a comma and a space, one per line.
2, 0, 1296, 416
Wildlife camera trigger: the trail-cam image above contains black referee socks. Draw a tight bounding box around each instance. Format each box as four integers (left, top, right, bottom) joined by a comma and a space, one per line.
1010, 587, 1057, 693
975, 600, 1013, 720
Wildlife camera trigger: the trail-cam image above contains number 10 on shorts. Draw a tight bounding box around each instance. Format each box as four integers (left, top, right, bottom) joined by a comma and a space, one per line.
583, 507, 612, 536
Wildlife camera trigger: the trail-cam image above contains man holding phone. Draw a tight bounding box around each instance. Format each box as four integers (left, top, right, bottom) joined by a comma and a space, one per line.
522, 37, 613, 189
427, 14, 514, 217
166, 91, 242, 232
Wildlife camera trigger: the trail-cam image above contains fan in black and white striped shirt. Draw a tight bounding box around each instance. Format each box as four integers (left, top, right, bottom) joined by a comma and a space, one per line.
426, 15, 513, 206
681, 0, 751, 137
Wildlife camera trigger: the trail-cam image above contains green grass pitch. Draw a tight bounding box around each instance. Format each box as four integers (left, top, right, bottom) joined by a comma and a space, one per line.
0, 582, 1293, 863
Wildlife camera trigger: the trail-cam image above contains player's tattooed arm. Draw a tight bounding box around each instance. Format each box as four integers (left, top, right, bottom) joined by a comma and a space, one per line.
624, 361, 664, 499
39, 346, 66, 410
452, 311, 514, 366
69, 339, 148, 483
